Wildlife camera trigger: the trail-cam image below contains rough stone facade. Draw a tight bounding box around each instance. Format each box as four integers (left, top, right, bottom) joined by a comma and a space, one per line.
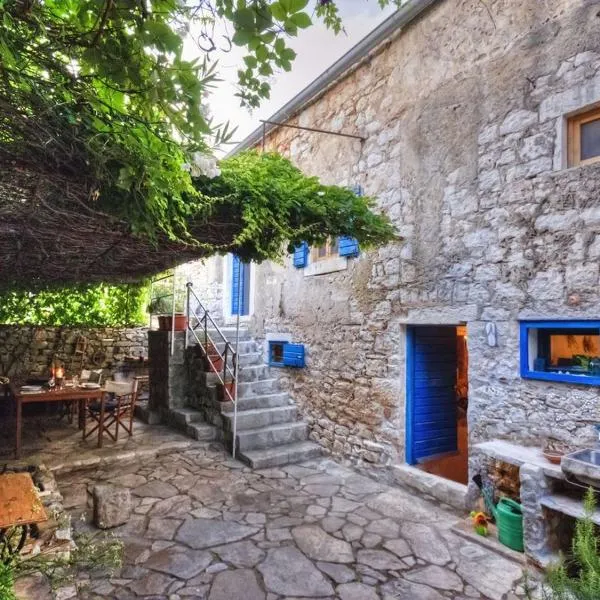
189, 1, 600, 474
0, 325, 148, 380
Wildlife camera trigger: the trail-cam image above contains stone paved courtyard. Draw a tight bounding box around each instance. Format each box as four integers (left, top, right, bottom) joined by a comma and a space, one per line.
40, 441, 541, 600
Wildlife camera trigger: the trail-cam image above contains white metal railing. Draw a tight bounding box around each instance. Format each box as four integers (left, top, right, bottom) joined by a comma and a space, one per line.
185, 283, 237, 404
185, 279, 244, 459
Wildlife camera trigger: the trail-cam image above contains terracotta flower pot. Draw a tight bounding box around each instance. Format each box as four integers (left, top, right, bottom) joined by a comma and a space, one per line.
217, 381, 236, 402
204, 354, 224, 373
158, 314, 188, 331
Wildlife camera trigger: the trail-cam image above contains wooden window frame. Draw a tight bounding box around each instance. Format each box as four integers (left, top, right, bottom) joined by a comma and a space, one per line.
311, 237, 339, 263
568, 106, 600, 167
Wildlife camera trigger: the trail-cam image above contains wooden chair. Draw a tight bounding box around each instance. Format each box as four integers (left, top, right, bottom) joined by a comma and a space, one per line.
83, 378, 143, 443
60, 369, 104, 424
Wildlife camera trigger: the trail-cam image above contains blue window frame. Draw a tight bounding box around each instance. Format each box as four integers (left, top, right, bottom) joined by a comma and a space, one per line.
269, 341, 305, 368
520, 320, 600, 386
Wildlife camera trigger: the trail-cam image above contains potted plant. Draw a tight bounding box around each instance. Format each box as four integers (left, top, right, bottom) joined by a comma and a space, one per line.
148, 293, 187, 331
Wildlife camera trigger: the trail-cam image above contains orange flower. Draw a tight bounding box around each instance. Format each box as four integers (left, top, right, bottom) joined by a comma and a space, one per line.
472, 512, 488, 526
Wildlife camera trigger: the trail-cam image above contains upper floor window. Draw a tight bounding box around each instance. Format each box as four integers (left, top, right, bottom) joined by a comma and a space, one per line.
520, 321, 600, 386
312, 237, 339, 262
568, 106, 600, 167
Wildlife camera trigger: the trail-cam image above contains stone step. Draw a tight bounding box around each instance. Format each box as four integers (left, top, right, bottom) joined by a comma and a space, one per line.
167, 407, 206, 428
237, 364, 270, 382
187, 422, 218, 442
237, 351, 263, 366
219, 392, 292, 413
208, 327, 251, 341
214, 340, 257, 354
238, 441, 323, 469
232, 421, 308, 451
188, 327, 251, 343
188, 339, 257, 354
238, 378, 279, 398
222, 406, 297, 431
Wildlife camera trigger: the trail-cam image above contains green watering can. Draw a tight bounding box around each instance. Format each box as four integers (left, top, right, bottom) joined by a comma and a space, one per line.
494, 497, 524, 552
473, 475, 524, 552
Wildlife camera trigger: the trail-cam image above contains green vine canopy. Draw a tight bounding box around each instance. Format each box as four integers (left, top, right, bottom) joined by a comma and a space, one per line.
0, 0, 400, 291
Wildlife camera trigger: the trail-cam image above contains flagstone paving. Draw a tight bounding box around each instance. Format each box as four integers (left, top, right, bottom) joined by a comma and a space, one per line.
49, 443, 540, 599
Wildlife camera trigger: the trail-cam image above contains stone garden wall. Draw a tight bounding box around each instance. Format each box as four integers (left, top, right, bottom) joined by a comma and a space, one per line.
0, 325, 148, 381
194, 0, 600, 470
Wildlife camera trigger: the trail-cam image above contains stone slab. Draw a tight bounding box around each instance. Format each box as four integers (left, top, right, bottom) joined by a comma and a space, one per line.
208, 569, 265, 600
258, 546, 334, 597
145, 546, 212, 579
175, 518, 259, 549
292, 524, 354, 563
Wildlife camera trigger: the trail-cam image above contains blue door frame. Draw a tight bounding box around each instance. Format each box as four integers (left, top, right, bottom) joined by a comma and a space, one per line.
406, 325, 458, 465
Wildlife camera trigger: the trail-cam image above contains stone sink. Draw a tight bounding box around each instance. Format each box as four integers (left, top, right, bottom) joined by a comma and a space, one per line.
562, 448, 600, 487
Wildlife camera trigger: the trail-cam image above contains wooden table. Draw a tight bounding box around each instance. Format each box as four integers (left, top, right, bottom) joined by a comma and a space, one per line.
0, 472, 47, 562
11, 386, 104, 459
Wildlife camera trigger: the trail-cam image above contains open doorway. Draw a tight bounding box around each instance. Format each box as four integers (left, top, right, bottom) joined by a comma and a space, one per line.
406, 325, 469, 485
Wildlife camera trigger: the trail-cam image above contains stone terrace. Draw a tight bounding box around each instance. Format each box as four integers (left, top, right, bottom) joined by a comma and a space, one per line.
33, 441, 542, 600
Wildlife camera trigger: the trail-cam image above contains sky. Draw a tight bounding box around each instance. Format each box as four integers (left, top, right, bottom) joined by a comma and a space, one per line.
191, 1, 395, 151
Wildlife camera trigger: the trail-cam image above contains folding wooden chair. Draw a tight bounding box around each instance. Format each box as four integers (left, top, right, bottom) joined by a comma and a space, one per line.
83, 379, 141, 443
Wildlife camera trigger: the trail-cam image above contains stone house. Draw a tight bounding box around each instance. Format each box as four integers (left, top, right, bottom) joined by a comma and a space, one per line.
186, 0, 600, 524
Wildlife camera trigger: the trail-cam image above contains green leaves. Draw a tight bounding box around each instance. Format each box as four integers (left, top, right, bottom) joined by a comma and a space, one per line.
0, 0, 395, 273
0, 283, 149, 326
193, 151, 398, 263
289, 12, 311, 28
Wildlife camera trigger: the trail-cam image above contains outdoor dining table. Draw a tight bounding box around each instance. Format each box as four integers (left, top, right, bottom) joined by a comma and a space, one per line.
11, 385, 105, 459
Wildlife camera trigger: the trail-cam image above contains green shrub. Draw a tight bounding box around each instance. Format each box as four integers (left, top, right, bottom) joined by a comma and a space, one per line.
542, 488, 600, 599
0, 283, 149, 326
0, 562, 17, 600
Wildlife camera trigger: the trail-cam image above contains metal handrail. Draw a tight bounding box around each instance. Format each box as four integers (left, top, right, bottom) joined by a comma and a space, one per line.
185, 283, 237, 405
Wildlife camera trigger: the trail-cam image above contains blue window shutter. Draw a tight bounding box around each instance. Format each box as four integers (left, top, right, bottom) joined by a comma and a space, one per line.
231, 255, 249, 315
231, 255, 241, 315
338, 236, 360, 258
293, 242, 309, 268
283, 343, 305, 367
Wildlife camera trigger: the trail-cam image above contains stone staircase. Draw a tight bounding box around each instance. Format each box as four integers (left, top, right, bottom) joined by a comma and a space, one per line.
172, 327, 322, 469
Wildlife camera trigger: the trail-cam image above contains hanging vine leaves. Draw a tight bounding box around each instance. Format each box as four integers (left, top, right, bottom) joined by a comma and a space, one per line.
0, 0, 401, 289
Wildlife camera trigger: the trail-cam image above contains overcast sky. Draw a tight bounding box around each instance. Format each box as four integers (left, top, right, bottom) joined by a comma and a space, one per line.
190, 1, 394, 151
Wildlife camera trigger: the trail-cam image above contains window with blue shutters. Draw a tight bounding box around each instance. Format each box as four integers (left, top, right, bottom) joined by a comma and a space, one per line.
269, 341, 305, 368
291, 185, 362, 269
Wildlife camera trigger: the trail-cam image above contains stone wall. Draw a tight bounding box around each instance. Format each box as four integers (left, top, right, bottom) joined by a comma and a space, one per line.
0, 325, 148, 381
178, 258, 226, 324
194, 0, 600, 470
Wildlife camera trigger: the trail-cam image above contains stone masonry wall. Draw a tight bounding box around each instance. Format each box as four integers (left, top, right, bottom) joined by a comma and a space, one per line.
178, 258, 226, 324
0, 325, 148, 381
199, 0, 600, 470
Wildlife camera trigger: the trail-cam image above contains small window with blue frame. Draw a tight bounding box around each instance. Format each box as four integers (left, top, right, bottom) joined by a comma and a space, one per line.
520, 321, 600, 385
268, 341, 305, 368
